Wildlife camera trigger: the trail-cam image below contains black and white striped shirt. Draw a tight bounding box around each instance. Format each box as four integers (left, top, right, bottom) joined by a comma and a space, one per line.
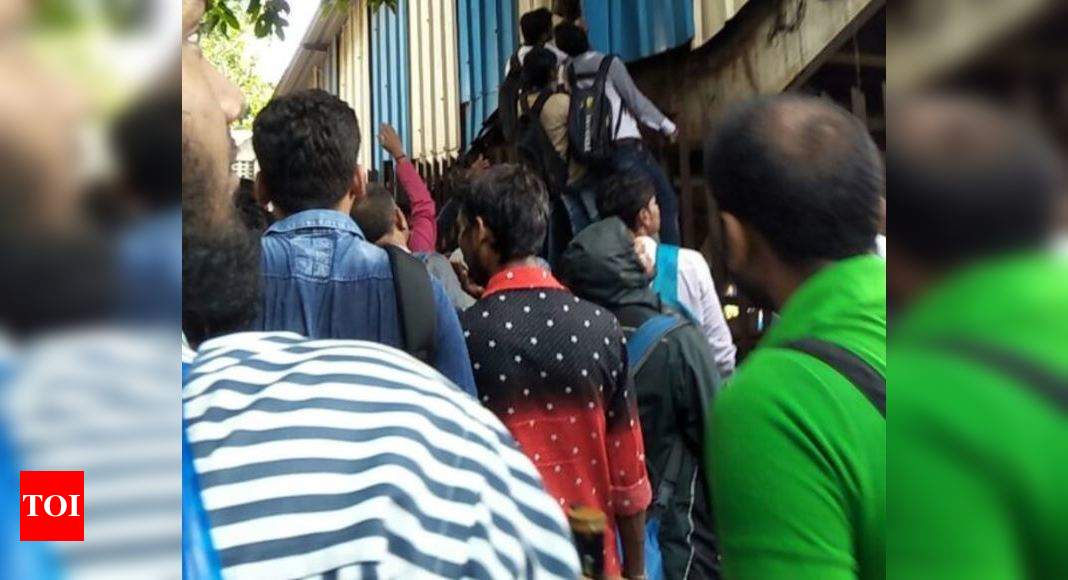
184, 332, 580, 579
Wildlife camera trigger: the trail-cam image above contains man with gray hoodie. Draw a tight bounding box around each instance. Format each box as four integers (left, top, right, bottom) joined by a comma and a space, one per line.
558, 217, 722, 579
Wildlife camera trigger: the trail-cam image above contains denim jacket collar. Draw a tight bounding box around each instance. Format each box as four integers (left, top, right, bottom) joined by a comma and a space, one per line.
266, 209, 365, 238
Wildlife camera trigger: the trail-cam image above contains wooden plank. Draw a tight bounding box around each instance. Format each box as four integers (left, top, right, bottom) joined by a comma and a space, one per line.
629, 0, 885, 147
678, 122, 695, 248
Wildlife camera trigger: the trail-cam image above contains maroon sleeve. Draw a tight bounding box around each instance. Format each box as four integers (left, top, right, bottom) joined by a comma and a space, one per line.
397, 158, 437, 253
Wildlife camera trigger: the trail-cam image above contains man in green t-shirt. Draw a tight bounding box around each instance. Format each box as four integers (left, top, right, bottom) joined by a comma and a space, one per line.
703, 95, 886, 579
888, 96, 1068, 580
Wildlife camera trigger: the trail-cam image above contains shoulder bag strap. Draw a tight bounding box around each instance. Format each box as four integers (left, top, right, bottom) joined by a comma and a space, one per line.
384, 245, 438, 364
782, 338, 886, 417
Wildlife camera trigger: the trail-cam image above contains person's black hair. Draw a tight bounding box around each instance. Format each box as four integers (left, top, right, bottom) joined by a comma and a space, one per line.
552, 0, 582, 22
459, 164, 548, 262
596, 170, 656, 231
520, 8, 553, 46
252, 89, 360, 215
705, 94, 884, 264
352, 183, 397, 243
182, 143, 261, 348
233, 178, 272, 232
889, 96, 1065, 265
554, 23, 589, 57
112, 87, 180, 210
436, 197, 463, 254
522, 46, 558, 91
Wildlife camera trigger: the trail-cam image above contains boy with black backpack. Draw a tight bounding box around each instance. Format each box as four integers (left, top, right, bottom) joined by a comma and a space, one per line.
499, 9, 567, 144
554, 23, 684, 246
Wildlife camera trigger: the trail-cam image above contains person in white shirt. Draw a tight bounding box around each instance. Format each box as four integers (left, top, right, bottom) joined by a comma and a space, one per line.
597, 170, 737, 377
555, 23, 683, 246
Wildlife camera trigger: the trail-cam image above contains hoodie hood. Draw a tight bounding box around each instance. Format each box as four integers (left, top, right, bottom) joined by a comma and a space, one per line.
557, 217, 660, 310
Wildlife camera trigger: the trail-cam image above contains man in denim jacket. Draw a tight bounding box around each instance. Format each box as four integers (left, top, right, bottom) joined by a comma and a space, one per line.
250, 90, 475, 394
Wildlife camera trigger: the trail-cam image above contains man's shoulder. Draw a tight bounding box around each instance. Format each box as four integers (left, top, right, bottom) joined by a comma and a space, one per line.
188, 332, 466, 402
261, 232, 392, 278
715, 344, 883, 430
677, 246, 711, 269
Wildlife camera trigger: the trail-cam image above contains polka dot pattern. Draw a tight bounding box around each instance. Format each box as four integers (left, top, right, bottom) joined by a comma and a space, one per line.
460, 273, 652, 576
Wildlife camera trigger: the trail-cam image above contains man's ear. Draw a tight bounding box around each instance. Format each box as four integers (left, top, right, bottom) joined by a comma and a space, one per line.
473, 216, 494, 248
393, 207, 409, 234
348, 165, 368, 203
721, 212, 749, 274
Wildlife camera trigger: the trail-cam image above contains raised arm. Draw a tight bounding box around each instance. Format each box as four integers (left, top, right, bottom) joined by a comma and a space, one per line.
379, 123, 437, 252
608, 58, 677, 138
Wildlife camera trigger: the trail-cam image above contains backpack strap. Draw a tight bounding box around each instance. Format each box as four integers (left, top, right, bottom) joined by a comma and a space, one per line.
183, 425, 223, 580
782, 338, 886, 417
510, 53, 521, 76
624, 314, 691, 523
626, 313, 687, 377
384, 245, 438, 364
652, 243, 680, 307
531, 90, 554, 117
930, 338, 1067, 412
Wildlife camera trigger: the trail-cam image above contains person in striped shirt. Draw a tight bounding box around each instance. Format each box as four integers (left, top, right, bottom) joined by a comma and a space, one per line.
182, 2, 580, 576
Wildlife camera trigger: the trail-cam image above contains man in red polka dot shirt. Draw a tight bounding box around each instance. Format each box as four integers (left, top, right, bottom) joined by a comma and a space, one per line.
458, 164, 652, 578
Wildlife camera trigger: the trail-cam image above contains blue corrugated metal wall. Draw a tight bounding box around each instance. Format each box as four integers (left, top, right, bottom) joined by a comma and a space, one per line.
585, 0, 695, 62
457, 0, 519, 148
370, 0, 412, 173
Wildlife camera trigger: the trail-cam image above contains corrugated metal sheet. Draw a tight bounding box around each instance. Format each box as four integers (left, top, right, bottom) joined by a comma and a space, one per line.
338, 2, 373, 170
457, 0, 519, 147
409, 0, 461, 163
370, 0, 412, 173
584, 0, 695, 62
692, 0, 750, 48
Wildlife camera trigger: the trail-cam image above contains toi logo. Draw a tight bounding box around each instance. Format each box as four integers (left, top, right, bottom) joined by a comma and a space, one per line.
20, 471, 84, 541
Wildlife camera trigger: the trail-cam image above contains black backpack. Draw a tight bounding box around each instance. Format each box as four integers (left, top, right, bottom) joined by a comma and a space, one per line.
566, 55, 621, 167
497, 53, 524, 145
383, 245, 437, 364
517, 90, 569, 196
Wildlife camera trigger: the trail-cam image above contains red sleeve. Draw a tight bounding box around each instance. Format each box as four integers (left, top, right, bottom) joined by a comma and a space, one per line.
605, 325, 653, 517
397, 158, 437, 253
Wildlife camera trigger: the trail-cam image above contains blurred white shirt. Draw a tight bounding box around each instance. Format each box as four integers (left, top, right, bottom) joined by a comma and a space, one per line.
637, 236, 737, 377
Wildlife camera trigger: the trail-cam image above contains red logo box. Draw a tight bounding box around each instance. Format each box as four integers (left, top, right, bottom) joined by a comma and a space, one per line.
20, 471, 84, 541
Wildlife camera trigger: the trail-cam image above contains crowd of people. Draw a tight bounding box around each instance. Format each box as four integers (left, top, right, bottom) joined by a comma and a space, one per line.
182, 1, 1067, 579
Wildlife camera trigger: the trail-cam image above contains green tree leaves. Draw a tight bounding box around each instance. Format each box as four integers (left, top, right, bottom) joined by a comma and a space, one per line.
203, 0, 398, 40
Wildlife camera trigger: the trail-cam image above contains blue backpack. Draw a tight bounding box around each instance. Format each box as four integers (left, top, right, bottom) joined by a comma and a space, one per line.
623, 313, 689, 580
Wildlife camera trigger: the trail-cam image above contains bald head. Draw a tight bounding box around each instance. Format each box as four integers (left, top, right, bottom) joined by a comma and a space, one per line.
705, 94, 884, 264
889, 95, 1065, 266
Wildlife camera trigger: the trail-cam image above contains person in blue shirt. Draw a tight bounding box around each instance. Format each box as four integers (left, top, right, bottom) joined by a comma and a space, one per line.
249, 89, 475, 394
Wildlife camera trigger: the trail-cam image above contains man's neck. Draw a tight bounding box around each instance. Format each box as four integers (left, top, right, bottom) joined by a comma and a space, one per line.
488, 256, 544, 278
381, 231, 410, 252
766, 259, 829, 311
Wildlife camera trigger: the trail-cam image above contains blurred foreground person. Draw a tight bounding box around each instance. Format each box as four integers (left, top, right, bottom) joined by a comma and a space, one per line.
703, 95, 886, 580
597, 170, 737, 378
458, 164, 651, 579
181, 2, 579, 577
559, 216, 723, 579
0, 5, 179, 579
251, 90, 475, 393
888, 96, 1068, 580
